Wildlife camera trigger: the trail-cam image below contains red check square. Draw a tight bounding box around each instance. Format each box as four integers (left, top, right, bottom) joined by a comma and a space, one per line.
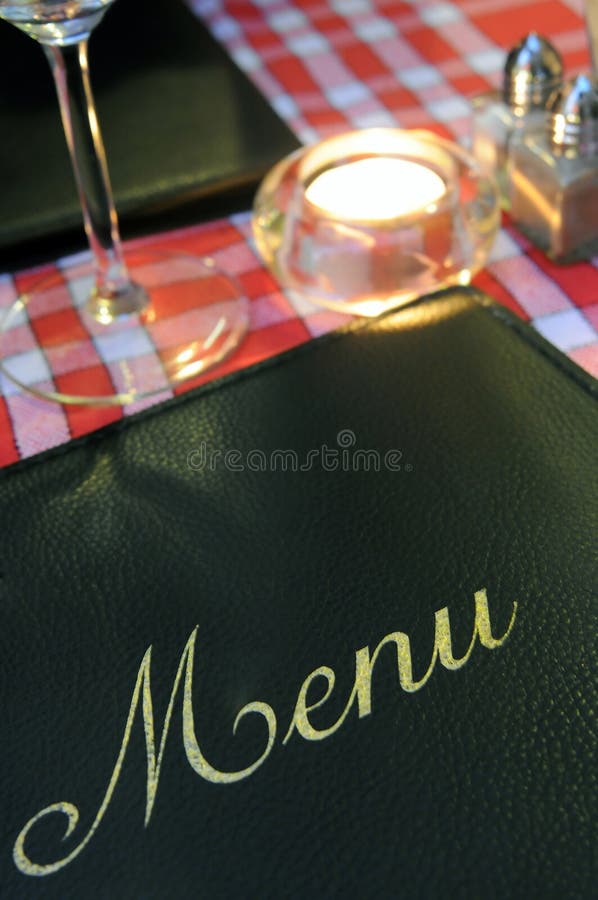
56, 365, 123, 437
31, 308, 89, 349
470, 0, 580, 48
0, 398, 19, 467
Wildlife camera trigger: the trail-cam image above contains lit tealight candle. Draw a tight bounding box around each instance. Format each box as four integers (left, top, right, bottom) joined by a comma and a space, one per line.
305, 157, 446, 221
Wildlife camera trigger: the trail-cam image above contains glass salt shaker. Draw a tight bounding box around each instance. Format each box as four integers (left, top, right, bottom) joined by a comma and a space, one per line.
508, 74, 598, 263
471, 32, 563, 207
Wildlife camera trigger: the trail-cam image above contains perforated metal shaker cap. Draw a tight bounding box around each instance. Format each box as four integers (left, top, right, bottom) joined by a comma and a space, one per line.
548, 73, 598, 156
503, 32, 563, 110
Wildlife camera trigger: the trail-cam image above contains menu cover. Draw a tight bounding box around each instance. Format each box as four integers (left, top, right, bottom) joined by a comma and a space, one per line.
0, 287, 596, 897
0, 0, 299, 267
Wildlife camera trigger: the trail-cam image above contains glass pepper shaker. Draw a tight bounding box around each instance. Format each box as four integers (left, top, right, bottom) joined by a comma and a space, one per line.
508, 74, 598, 263
471, 32, 563, 207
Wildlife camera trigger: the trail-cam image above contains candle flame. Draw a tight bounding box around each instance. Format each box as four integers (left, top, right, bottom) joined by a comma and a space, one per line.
305, 157, 446, 222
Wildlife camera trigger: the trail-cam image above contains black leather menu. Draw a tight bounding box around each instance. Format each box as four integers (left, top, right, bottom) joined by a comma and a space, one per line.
0, 0, 299, 267
0, 288, 596, 897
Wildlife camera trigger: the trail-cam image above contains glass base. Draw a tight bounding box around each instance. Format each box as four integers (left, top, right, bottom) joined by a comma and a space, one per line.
0, 248, 249, 406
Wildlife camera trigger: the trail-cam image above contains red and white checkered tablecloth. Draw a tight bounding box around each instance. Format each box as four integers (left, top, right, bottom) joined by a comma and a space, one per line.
0, 0, 595, 467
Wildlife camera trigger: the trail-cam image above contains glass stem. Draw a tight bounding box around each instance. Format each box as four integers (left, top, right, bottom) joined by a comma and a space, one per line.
44, 40, 139, 309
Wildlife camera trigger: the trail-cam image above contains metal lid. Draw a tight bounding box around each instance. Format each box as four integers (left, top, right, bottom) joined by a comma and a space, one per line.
503, 32, 563, 111
548, 73, 598, 156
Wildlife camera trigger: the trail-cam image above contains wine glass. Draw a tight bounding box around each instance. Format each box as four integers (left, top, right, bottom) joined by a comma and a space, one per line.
0, 0, 249, 405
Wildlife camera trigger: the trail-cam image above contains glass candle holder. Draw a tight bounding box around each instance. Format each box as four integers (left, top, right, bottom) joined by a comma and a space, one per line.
252, 129, 499, 317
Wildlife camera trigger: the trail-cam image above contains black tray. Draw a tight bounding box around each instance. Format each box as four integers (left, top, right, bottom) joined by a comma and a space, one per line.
0, 0, 299, 268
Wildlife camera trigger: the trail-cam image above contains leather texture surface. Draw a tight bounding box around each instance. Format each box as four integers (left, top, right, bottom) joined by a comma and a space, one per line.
0, 0, 299, 267
0, 288, 596, 898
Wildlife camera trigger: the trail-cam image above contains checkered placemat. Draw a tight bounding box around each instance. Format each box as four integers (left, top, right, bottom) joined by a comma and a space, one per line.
0, 0, 595, 466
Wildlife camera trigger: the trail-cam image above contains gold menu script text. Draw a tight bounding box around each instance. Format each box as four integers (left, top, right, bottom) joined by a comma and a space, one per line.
14, 588, 517, 876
